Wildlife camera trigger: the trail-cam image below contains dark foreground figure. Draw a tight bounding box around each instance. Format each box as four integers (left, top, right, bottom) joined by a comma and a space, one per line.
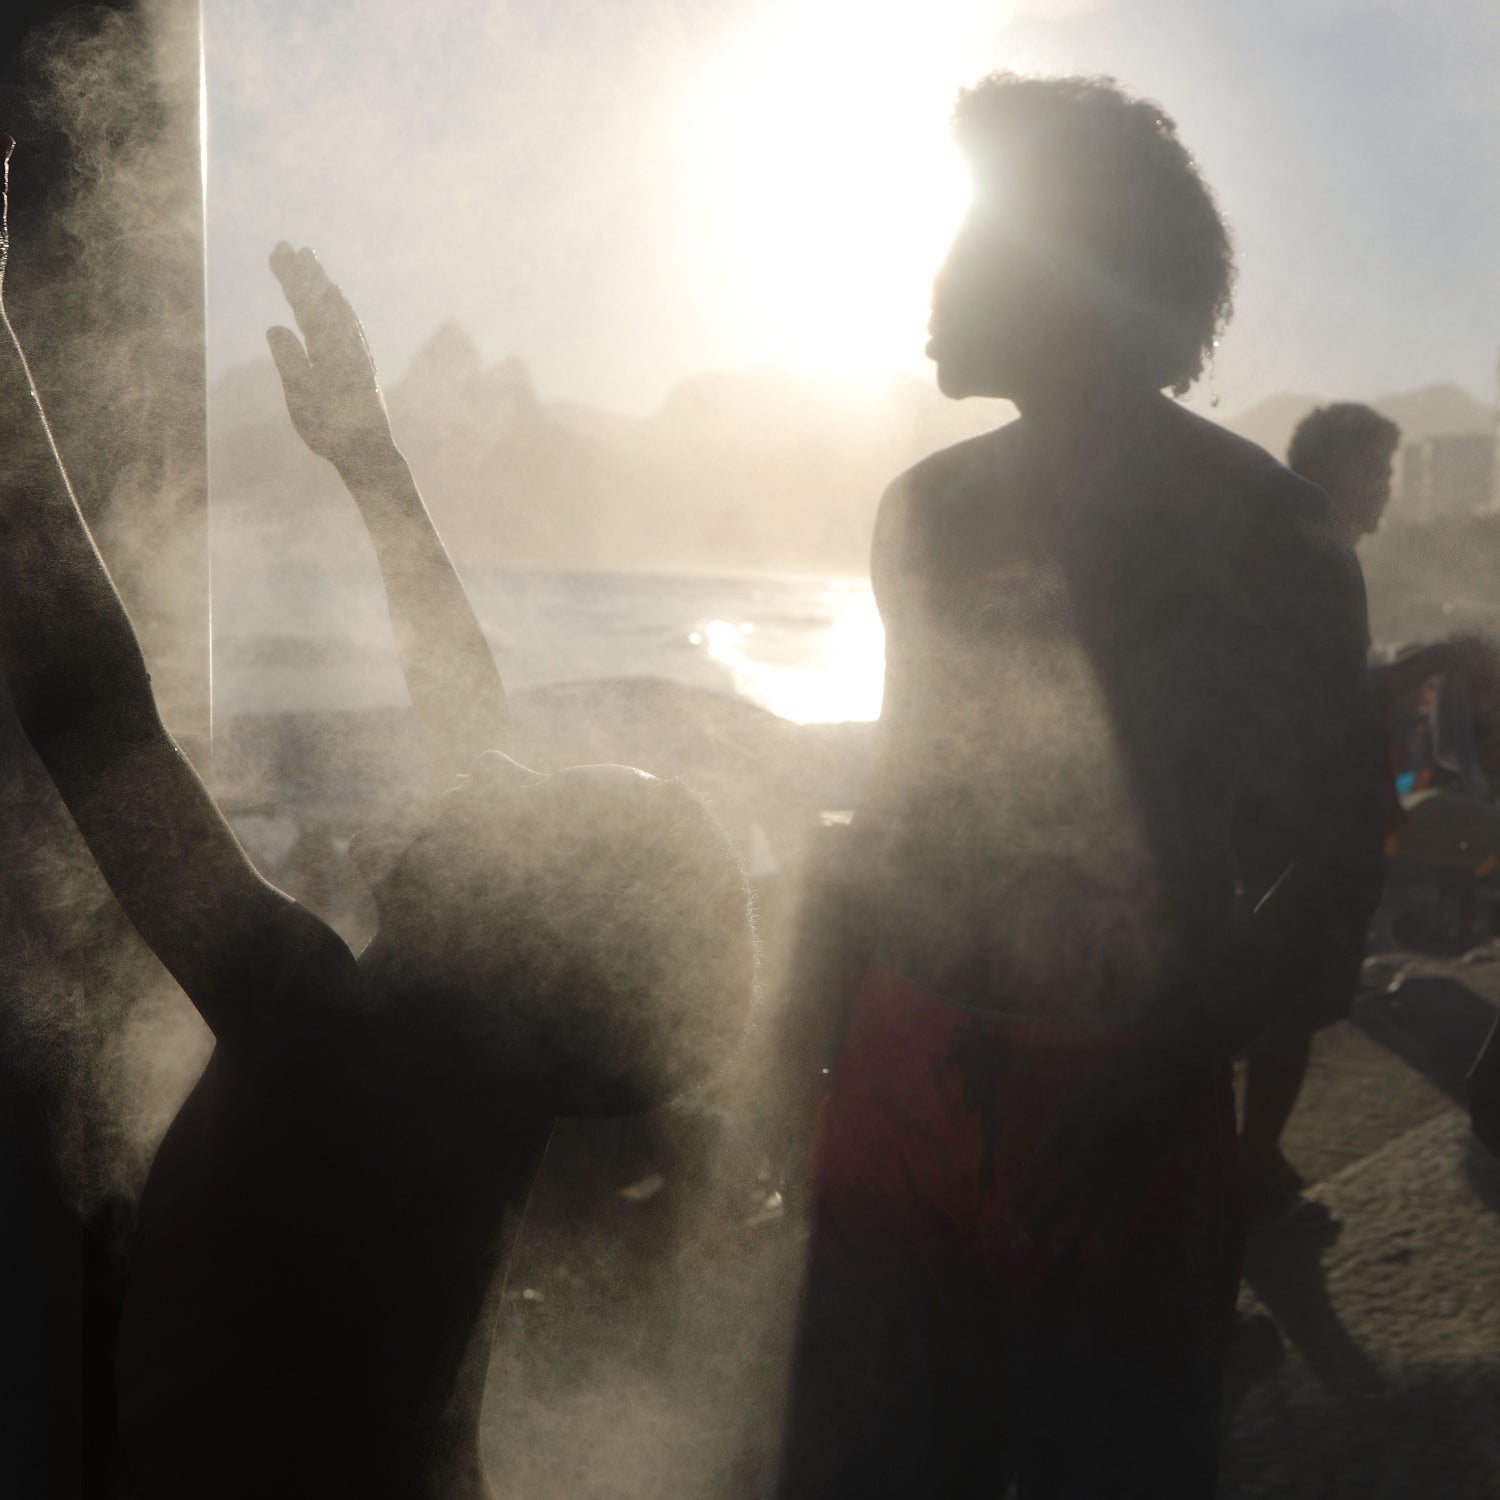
773, 77, 1386, 1498
0, 144, 754, 1499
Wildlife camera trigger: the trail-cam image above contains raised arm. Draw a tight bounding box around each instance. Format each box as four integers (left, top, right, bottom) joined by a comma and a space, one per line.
0, 142, 349, 1044
266, 243, 511, 772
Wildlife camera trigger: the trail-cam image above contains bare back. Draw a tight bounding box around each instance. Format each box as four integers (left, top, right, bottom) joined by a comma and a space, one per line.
116, 903, 552, 1499
866, 394, 1377, 1019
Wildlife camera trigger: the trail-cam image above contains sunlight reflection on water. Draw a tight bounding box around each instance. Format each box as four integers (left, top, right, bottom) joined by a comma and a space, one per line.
214, 568, 885, 724
691, 583, 884, 724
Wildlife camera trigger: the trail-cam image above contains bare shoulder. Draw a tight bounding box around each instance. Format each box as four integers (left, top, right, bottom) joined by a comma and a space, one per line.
872, 420, 1020, 588
1156, 404, 1365, 648
1151, 402, 1349, 576
195, 884, 364, 1053
1157, 400, 1340, 537
882, 419, 1021, 514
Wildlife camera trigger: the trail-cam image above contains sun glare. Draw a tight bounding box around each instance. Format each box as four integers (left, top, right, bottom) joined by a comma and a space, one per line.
684, 0, 1019, 386
695, 583, 886, 724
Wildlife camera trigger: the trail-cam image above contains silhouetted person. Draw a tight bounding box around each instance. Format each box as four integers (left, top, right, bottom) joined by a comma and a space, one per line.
1288, 402, 1401, 546
1237, 403, 1402, 1230
773, 76, 1385, 1499
1276, 404, 1500, 1172
0, 143, 755, 1500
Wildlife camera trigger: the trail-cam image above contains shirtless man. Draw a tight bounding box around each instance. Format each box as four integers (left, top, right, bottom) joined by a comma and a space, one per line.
0, 141, 755, 1499
1276, 404, 1500, 1165
1288, 402, 1401, 546
1276, 402, 1500, 1162
1238, 402, 1402, 1229
775, 77, 1385, 1497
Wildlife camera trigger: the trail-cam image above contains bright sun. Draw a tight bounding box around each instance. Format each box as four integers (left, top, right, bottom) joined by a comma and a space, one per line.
684, 0, 1025, 385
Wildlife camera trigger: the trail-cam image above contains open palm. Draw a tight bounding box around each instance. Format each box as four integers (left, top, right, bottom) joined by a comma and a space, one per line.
267, 241, 394, 469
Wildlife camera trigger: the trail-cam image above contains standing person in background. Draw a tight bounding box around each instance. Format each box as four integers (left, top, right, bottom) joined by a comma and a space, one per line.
1285, 401, 1483, 717
1287, 403, 1401, 547
1236, 401, 1402, 1231
1279, 403, 1500, 1168
773, 76, 1387, 1499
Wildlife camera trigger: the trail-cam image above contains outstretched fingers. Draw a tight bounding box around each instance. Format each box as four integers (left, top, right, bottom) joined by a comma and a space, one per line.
266, 241, 393, 466
266, 324, 314, 406
269, 242, 369, 369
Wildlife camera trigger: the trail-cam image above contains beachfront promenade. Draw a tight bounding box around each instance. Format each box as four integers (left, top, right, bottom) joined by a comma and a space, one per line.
474, 953, 1500, 1500
1221, 958, 1500, 1498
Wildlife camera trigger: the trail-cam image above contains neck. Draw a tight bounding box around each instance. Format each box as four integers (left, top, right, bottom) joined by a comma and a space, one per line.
1011, 372, 1163, 476
1013, 368, 1159, 430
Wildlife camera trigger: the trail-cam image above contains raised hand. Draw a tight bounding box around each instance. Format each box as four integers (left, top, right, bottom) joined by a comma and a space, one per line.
266, 239, 513, 764
267, 243, 395, 469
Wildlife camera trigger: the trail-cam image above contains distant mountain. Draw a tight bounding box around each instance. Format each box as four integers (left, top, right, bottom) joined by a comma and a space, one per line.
1220, 383, 1492, 463
1374, 384, 1494, 444
1216, 393, 1325, 460
207, 330, 1010, 575
208, 325, 1491, 577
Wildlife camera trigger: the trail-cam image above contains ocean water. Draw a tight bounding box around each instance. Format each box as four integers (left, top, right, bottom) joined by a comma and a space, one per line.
211, 565, 885, 725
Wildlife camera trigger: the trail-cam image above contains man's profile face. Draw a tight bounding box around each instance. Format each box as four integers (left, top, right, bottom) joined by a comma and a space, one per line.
928, 205, 1055, 400
928, 198, 1110, 403
1337, 444, 1396, 539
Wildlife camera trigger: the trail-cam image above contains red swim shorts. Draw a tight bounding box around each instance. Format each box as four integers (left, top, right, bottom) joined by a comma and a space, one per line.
808, 959, 1239, 1292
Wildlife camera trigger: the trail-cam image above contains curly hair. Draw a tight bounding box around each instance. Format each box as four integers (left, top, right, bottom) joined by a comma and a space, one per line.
1286, 402, 1401, 492
400, 766, 759, 1117
952, 74, 1235, 395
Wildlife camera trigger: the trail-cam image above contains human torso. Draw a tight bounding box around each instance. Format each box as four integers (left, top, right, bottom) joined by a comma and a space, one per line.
872, 400, 1322, 1018
117, 924, 551, 1499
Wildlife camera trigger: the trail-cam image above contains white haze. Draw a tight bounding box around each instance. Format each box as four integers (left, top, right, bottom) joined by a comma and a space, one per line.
6, 3, 1499, 1494
203, 0, 1500, 421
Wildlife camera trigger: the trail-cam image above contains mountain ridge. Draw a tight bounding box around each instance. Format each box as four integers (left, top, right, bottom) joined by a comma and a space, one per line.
209, 328, 1494, 575
1218, 383, 1491, 463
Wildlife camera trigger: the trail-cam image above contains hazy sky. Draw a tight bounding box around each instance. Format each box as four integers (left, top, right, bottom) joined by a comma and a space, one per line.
204, 0, 1500, 419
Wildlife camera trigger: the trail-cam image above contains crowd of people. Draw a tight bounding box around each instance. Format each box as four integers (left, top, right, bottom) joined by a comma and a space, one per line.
1, 65, 1498, 1500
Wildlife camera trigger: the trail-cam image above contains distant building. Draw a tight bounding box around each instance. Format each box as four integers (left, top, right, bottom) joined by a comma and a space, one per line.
1400, 443, 1428, 515
1399, 433, 1496, 520
1494, 346, 1500, 510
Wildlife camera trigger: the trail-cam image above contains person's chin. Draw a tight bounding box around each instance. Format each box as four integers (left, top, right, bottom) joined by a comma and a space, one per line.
931, 345, 1011, 401
932, 358, 973, 400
